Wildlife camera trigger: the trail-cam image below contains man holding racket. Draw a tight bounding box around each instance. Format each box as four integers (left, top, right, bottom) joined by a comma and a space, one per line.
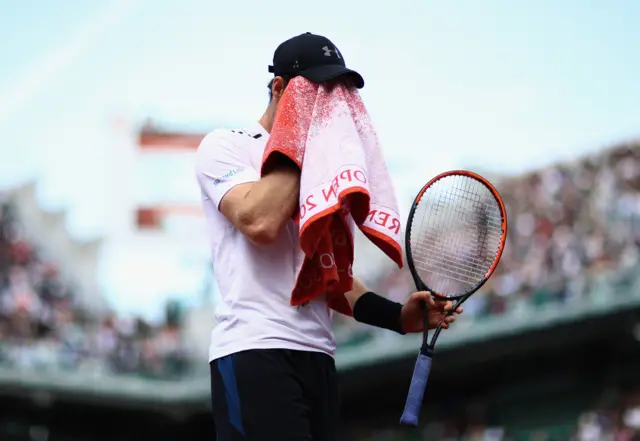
195, 32, 462, 441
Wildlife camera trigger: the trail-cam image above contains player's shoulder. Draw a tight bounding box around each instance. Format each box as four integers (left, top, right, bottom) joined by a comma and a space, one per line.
197, 128, 237, 154
198, 127, 260, 153
195, 128, 245, 166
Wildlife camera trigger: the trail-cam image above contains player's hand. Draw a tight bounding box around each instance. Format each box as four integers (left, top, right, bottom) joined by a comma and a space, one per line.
400, 291, 463, 333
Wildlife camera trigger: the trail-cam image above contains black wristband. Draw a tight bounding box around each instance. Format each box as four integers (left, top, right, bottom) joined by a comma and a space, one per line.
353, 292, 406, 335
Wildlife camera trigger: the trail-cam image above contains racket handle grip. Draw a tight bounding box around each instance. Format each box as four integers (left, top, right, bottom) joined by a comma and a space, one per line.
399, 352, 433, 427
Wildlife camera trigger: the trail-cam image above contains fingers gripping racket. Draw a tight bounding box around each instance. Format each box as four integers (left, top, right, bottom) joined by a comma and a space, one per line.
399, 170, 507, 427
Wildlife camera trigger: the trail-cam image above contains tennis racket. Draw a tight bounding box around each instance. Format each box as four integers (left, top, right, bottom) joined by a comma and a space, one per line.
399, 170, 507, 427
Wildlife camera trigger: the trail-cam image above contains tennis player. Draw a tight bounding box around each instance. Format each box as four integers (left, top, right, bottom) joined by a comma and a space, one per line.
195, 32, 462, 441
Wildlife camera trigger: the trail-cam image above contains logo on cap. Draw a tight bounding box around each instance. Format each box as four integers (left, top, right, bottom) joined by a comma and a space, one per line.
322, 45, 341, 59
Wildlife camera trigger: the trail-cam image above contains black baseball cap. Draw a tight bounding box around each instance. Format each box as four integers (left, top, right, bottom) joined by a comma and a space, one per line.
268, 32, 364, 89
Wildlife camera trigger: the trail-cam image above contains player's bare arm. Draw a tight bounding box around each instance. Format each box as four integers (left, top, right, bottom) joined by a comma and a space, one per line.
345, 276, 462, 333
219, 156, 300, 245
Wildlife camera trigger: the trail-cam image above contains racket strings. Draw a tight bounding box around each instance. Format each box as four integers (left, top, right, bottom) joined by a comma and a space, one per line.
410, 175, 504, 297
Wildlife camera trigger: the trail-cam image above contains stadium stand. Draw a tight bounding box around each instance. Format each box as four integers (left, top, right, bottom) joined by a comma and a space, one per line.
334, 141, 640, 344
0, 196, 193, 380
475, 141, 639, 319
336, 141, 640, 441
0, 141, 638, 440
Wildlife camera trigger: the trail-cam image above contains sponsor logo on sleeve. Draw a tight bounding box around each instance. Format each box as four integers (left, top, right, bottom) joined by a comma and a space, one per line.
212, 167, 244, 186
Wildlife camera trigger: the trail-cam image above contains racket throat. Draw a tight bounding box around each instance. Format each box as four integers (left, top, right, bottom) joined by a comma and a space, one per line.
419, 345, 433, 358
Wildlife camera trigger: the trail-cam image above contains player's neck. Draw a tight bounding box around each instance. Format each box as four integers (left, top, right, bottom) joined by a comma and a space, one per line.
258, 102, 278, 133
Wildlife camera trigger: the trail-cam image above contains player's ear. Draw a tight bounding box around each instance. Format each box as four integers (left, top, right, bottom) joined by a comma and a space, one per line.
271, 76, 287, 100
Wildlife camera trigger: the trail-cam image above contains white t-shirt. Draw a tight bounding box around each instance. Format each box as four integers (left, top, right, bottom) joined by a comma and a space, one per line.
195, 122, 336, 362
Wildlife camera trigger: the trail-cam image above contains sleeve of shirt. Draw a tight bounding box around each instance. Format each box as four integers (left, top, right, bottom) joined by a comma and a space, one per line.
195, 131, 260, 209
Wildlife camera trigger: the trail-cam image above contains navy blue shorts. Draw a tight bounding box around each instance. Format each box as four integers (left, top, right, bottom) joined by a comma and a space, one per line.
210, 349, 339, 441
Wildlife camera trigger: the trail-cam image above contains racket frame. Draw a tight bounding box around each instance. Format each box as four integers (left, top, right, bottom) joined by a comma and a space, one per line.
400, 170, 507, 426
405, 169, 507, 349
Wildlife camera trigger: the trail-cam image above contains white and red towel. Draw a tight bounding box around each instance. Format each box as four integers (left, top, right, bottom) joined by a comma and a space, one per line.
261, 76, 403, 316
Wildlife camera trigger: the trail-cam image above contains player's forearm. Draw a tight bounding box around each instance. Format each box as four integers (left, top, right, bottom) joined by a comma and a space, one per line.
344, 277, 369, 310
237, 162, 300, 244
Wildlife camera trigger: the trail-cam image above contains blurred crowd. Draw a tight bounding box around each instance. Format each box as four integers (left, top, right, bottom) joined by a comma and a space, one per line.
340, 141, 640, 439
1, 141, 638, 377
335, 142, 639, 340
359, 142, 639, 329
0, 199, 191, 379
348, 388, 640, 441
468, 142, 640, 318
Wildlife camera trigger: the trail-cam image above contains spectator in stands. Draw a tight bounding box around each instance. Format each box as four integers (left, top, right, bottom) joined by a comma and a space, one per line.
0, 197, 192, 379
370, 142, 639, 328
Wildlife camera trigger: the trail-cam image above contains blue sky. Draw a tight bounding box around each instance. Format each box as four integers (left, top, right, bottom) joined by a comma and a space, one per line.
1, 0, 638, 316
